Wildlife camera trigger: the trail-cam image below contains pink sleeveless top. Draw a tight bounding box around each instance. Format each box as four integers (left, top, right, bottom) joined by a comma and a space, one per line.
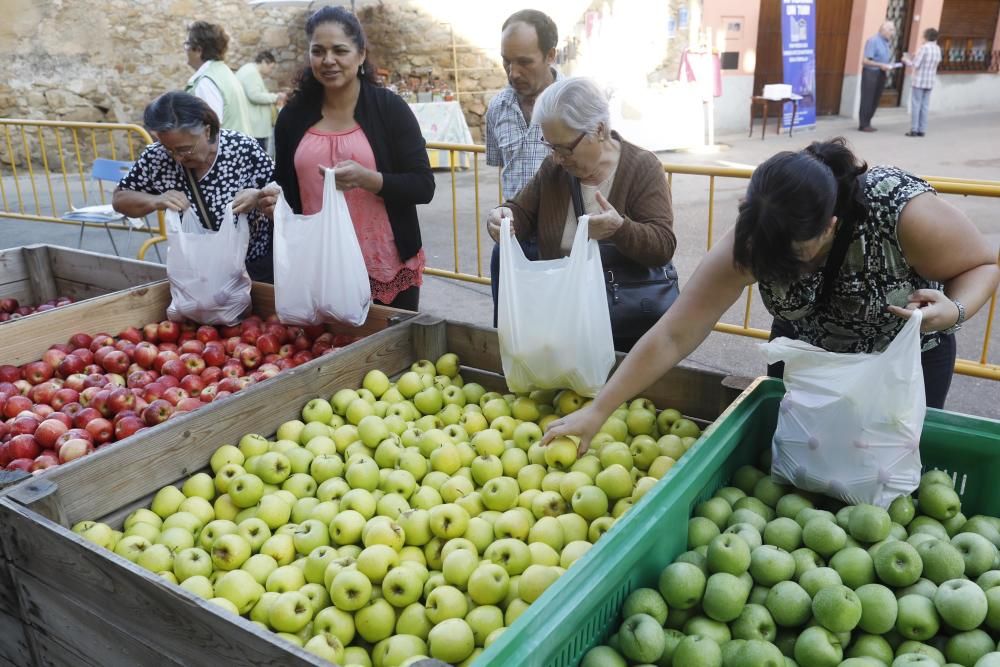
294, 125, 425, 304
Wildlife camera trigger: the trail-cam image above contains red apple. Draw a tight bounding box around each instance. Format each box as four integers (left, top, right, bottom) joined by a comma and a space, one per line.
82, 375, 105, 391
277, 344, 294, 359
200, 384, 218, 403
0, 366, 20, 383
220, 363, 243, 380
292, 351, 314, 366
255, 333, 280, 355
114, 415, 144, 440
58, 438, 93, 463
175, 397, 203, 413
142, 399, 173, 426
8, 434, 40, 460
275, 359, 295, 371
127, 371, 154, 390
217, 377, 242, 394
13, 380, 32, 396
179, 374, 205, 397
7, 458, 35, 472
85, 417, 114, 444
101, 350, 130, 375
159, 359, 186, 380
59, 402, 83, 419
241, 327, 262, 345
132, 341, 158, 369
200, 366, 223, 385
312, 343, 332, 357
43, 411, 72, 428
31, 451, 60, 472
3, 395, 33, 419
11, 414, 40, 436
239, 346, 261, 370
157, 321, 180, 343
30, 380, 60, 405
72, 407, 102, 430
158, 374, 180, 389
82, 365, 103, 377
103, 373, 126, 389
179, 339, 206, 355
118, 326, 142, 344
158, 342, 178, 353
153, 350, 180, 373
50, 387, 80, 411
0, 298, 19, 313
179, 353, 206, 375
22, 361, 53, 385
303, 324, 326, 340
293, 335, 311, 351
257, 364, 281, 380
93, 347, 113, 368
223, 336, 242, 355
32, 404, 55, 419
107, 387, 136, 414
162, 387, 190, 406
196, 325, 220, 343
57, 354, 86, 379
42, 348, 68, 370
89, 334, 115, 352
34, 419, 69, 449
202, 344, 226, 368
140, 323, 158, 342
68, 333, 93, 350
264, 322, 290, 343
70, 348, 94, 366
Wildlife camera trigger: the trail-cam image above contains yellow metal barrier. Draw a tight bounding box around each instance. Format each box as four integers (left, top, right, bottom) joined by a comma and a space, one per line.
0, 119, 166, 254
421, 140, 999, 381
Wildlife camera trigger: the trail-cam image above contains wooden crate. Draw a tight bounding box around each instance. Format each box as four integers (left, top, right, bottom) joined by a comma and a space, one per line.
0, 245, 165, 322
0, 319, 748, 666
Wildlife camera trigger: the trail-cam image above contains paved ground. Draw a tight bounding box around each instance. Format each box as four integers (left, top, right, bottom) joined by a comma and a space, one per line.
2, 106, 998, 417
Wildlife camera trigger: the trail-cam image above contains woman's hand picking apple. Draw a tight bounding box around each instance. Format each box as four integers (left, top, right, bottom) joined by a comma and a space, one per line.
542, 404, 606, 456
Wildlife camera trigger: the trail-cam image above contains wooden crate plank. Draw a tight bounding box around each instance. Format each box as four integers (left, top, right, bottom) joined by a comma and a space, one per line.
445, 321, 504, 374
0, 607, 32, 667
22, 246, 58, 305
412, 318, 448, 361
0, 500, 324, 667
46, 245, 166, 292
17, 574, 182, 667
249, 283, 413, 337
0, 247, 30, 289
35, 323, 417, 525
0, 278, 33, 303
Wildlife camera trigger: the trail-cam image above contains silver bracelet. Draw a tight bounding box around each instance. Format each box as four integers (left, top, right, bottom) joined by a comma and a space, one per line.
941, 298, 966, 335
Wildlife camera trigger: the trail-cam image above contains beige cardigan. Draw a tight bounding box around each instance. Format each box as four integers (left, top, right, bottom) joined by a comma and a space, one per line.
506, 133, 676, 267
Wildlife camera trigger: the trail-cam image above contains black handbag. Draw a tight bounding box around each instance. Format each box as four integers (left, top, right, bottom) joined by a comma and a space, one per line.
570, 175, 680, 346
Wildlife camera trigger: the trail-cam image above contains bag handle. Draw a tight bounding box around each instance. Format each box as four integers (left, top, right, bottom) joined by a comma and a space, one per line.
570, 174, 585, 219
321, 167, 337, 209
183, 167, 214, 230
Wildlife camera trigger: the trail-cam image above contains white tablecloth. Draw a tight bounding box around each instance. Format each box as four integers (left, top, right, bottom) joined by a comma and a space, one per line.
408, 101, 474, 169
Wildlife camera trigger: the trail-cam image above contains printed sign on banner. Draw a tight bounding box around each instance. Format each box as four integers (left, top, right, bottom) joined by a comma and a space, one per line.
781, 0, 817, 130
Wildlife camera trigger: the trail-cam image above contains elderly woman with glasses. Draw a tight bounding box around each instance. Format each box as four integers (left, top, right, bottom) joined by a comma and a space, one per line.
112, 91, 276, 281
485, 76, 678, 350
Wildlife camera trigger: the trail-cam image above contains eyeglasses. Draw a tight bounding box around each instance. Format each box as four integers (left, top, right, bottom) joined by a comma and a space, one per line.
540, 131, 588, 157
162, 134, 204, 159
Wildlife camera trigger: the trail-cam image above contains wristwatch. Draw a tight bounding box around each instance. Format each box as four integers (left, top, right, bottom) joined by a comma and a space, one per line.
941, 298, 966, 335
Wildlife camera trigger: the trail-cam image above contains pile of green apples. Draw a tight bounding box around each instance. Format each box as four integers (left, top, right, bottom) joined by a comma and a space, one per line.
583, 463, 1000, 667
72, 352, 702, 667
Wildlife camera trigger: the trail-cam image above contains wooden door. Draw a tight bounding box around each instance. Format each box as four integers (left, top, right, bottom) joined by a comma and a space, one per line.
816, 0, 853, 115
881, 0, 915, 106
753, 0, 854, 116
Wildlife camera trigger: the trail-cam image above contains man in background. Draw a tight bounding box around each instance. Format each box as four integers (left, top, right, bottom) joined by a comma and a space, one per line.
237, 50, 286, 151
903, 28, 942, 137
485, 9, 561, 326
858, 21, 896, 132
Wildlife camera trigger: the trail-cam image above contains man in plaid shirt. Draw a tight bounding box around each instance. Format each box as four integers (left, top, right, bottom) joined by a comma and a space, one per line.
485, 9, 561, 326
903, 28, 942, 137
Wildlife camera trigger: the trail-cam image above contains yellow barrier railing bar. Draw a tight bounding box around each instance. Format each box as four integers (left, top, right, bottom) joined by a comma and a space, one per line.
450, 150, 459, 273
474, 154, 482, 278
0, 119, 166, 246
706, 175, 716, 250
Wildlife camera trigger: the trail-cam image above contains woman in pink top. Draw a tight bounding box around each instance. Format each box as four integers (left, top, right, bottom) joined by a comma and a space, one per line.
261, 6, 434, 310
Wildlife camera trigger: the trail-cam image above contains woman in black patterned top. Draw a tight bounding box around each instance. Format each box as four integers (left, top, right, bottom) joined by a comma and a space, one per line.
113, 92, 275, 282
543, 138, 999, 453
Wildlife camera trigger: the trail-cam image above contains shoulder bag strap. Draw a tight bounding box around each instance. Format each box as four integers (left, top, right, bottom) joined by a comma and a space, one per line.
183, 167, 214, 230
816, 218, 854, 305
569, 174, 584, 219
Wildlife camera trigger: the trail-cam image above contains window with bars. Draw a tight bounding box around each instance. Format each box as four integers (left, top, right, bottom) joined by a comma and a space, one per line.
938, 0, 1000, 72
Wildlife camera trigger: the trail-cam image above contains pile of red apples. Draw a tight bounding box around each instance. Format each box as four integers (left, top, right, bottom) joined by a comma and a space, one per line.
0, 316, 359, 474
0, 296, 74, 322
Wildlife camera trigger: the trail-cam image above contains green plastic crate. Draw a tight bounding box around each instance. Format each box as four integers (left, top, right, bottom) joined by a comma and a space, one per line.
475, 377, 1000, 666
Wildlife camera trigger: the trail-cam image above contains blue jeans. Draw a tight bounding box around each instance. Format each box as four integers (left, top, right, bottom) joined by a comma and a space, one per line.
491, 238, 538, 327
911, 87, 932, 133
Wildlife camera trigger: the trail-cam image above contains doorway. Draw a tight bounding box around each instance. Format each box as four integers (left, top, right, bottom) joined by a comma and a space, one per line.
880, 0, 915, 106
753, 0, 854, 116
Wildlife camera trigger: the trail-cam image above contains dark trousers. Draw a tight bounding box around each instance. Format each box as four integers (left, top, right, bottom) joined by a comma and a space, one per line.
378, 285, 419, 311
245, 253, 273, 283
490, 238, 539, 327
859, 68, 887, 130
766, 318, 956, 409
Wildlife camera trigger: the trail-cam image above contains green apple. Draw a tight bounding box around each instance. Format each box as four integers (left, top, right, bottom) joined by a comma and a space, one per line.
571, 485, 609, 522
702, 571, 750, 622
442, 548, 479, 589
484, 538, 531, 576
918, 483, 962, 521
227, 473, 265, 509
253, 451, 291, 486
986, 586, 1000, 631
494, 508, 532, 541
621, 587, 668, 626
425, 583, 468, 624
916, 539, 965, 584
934, 578, 988, 630
330, 568, 372, 611
812, 584, 862, 633
707, 533, 751, 576
176, 497, 213, 526
470, 455, 503, 486
239, 433, 270, 458
241, 552, 279, 586
211, 533, 251, 571
173, 546, 213, 582
658, 561, 706, 610
151, 485, 186, 519
428, 503, 470, 540
830, 546, 876, 589
340, 488, 376, 519
896, 593, 940, 641
799, 566, 843, 598
748, 544, 796, 586
725, 523, 763, 551
763, 517, 803, 552
765, 579, 812, 627
849, 504, 892, 543
162, 509, 203, 533
353, 597, 396, 643
595, 465, 633, 502
267, 590, 313, 633
672, 634, 721, 667
481, 476, 519, 512
155, 526, 195, 553
210, 444, 245, 474
312, 605, 356, 646
803, 518, 848, 559
181, 472, 216, 502
179, 574, 214, 600
852, 582, 899, 634
952, 531, 998, 577
845, 633, 894, 663
251, 495, 289, 532
136, 543, 174, 573
688, 516, 722, 549
944, 629, 996, 667
198, 519, 238, 551
794, 626, 843, 667
729, 604, 777, 642
213, 569, 263, 614
774, 492, 813, 521
260, 533, 296, 566
427, 617, 474, 664
356, 544, 399, 584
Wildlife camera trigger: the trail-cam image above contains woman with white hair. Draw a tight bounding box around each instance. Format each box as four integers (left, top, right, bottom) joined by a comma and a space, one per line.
485, 76, 678, 350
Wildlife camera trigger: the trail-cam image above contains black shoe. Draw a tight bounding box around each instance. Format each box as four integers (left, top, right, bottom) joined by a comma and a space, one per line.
905, 131, 920, 137
859, 127, 877, 133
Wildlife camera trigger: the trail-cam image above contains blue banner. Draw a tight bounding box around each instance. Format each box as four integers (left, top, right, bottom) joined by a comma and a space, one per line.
780, 0, 816, 129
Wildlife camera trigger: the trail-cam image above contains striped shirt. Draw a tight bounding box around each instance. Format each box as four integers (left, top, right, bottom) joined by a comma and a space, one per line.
485, 71, 562, 200
910, 41, 942, 89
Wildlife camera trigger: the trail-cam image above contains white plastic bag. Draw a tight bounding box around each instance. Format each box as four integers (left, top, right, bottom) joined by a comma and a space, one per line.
272, 169, 371, 326
164, 204, 251, 325
498, 215, 615, 397
762, 309, 926, 507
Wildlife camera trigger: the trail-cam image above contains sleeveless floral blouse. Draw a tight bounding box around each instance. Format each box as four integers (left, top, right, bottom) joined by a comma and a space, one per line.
759, 166, 940, 353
